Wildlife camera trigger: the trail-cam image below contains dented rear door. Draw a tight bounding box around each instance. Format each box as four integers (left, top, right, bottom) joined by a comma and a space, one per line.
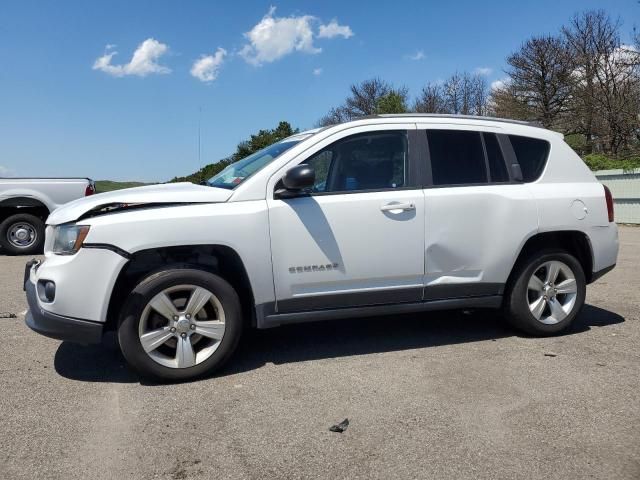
418, 126, 538, 300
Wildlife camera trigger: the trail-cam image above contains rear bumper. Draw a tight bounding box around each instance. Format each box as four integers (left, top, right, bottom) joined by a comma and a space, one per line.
25, 272, 103, 344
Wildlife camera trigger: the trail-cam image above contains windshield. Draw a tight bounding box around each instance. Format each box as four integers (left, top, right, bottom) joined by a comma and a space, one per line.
208, 140, 300, 189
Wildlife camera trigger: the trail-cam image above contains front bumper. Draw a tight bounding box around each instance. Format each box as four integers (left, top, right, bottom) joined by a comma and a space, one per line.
25, 261, 104, 344
23, 246, 128, 322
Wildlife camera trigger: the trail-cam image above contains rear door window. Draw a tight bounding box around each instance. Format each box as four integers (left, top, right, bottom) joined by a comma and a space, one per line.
427, 130, 488, 186
508, 135, 550, 182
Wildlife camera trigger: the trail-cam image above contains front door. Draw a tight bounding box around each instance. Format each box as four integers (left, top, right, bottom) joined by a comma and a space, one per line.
267, 125, 425, 313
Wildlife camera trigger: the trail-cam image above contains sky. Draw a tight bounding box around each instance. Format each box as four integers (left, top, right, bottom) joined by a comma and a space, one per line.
0, 0, 638, 182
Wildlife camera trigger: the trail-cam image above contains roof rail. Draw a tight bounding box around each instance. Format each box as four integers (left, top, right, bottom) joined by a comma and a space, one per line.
365, 113, 544, 128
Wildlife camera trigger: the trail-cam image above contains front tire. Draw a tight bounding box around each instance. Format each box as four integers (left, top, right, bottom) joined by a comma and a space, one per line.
0, 213, 45, 255
504, 250, 586, 336
118, 268, 243, 382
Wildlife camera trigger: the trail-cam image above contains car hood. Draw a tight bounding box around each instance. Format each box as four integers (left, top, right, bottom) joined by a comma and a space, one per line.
47, 182, 233, 225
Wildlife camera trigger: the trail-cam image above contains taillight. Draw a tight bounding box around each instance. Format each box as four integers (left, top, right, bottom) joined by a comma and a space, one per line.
603, 185, 614, 222
85, 183, 95, 196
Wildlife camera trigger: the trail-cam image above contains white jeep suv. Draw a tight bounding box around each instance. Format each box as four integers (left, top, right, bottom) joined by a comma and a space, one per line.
24, 115, 619, 381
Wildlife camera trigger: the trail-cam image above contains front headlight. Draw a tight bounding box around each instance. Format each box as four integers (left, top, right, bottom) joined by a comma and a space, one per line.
52, 225, 91, 255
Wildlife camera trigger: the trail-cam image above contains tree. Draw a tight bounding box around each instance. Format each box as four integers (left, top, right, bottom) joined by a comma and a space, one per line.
443, 72, 489, 115
414, 83, 447, 113
414, 73, 489, 115
493, 35, 574, 128
171, 121, 298, 184
233, 121, 297, 161
489, 81, 532, 120
376, 91, 408, 114
562, 10, 640, 154
317, 107, 351, 127
318, 78, 408, 125
562, 10, 607, 153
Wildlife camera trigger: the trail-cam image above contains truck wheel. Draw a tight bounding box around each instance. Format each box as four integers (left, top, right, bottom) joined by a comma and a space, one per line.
0, 213, 45, 255
504, 250, 586, 336
118, 268, 243, 382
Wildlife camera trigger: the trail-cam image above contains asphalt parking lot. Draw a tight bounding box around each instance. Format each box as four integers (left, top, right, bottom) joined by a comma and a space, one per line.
0, 227, 638, 480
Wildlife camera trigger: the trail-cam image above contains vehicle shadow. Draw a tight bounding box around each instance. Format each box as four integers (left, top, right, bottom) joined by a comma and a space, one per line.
53, 304, 624, 384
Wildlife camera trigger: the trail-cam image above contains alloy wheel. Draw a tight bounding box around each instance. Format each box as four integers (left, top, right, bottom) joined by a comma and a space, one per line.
138, 284, 226, 369
527, 260, 578, 325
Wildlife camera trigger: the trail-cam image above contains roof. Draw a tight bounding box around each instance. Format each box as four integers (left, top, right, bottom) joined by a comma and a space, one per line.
294, 114, 550, 141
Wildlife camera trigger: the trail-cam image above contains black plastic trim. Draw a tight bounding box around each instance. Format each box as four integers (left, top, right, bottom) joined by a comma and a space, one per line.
25, 279, 103, 344
277, 286, 423, 313
261, 295, 503, 328
82, 243, 132, 259
423, 282, 504, 300
590, 264, 616, 284
416, 127, 432, 186
496, 133, 522, 182
23, 258, 39, 291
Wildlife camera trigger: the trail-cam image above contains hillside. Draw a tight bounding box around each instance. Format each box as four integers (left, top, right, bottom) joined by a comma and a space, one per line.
95, 180, 151, 193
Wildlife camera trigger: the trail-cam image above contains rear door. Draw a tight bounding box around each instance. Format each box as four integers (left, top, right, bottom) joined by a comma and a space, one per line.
267, 124, 426, 313
419, 126, 538, 299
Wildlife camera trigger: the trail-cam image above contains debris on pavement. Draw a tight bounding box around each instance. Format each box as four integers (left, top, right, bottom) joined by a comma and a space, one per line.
544, 352, 558, 357
329, 419, 349, 433
0, 312, 17, 319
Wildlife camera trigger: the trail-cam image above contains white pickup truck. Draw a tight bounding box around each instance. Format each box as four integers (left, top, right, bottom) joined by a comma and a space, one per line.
0, 178, 95, 254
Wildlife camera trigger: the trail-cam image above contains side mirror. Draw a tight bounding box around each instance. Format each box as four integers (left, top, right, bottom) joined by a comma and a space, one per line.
275, 165, 315, 198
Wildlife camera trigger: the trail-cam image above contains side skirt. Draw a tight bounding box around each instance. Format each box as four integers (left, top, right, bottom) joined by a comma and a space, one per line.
257, 295, 503, 329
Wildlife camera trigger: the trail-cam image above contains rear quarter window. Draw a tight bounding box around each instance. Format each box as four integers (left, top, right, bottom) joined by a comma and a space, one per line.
508, 135, 550, 182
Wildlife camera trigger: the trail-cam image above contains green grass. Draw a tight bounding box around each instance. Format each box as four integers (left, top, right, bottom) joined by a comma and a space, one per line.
95, 180, 151, 193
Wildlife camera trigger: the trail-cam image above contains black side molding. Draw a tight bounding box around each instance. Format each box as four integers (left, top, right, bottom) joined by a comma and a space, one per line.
83, 243, 132, 259
260, 295, 503, 329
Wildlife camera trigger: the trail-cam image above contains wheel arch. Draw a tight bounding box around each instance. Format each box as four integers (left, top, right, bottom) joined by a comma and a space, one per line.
105, 244, 255, 331
0, 197, 50, 223
507, 230, 595, 288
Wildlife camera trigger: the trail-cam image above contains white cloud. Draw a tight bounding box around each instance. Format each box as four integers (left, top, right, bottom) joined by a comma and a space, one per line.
474, 66, 492, 76
318, 19, 353, 39
491, 77, 510, 91
0, 165, 14, 177
93, 38, 171, 77
313, 67, 323, 75
405, 50, 425, 61
191, 48, 227, 83
240, 7, 320, 66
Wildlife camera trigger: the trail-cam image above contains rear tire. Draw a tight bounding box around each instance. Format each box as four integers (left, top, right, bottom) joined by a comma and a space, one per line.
504, 250, 586, 336
0, 213, 45, 255
118, 268, 243, 382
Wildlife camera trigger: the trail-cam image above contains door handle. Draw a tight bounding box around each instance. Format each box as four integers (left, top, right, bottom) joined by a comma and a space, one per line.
380, 202, 416, 212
